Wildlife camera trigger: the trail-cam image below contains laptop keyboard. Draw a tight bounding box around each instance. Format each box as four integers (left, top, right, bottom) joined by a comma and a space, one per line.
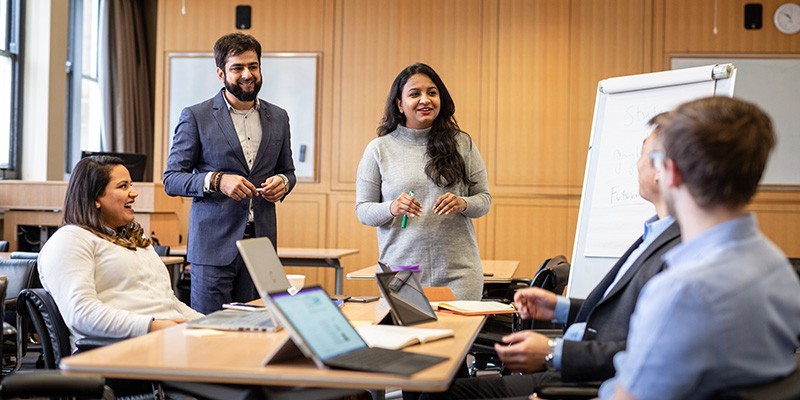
329, 347, 445, 375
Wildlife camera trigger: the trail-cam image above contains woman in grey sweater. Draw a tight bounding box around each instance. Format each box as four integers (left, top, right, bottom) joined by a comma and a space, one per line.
356, 63, 491, 300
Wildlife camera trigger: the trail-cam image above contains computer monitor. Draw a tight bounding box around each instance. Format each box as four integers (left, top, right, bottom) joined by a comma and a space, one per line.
80, 151, 148, 182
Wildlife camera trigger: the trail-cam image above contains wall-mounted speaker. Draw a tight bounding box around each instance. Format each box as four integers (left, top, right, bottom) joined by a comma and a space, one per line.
236, 5, 252, 30
744, 3, 763, 30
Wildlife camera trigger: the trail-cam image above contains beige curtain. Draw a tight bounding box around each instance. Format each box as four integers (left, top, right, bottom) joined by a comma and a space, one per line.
100, 0, 153, 180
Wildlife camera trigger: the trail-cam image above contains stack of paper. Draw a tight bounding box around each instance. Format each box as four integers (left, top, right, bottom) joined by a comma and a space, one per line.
356, 325, 454, 350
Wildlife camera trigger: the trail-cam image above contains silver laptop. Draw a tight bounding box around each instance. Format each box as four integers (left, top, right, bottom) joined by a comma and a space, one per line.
186, 237, 290, 332
264, 285, 447, 376
236, 237, 292, 296
185, 309, 279, 332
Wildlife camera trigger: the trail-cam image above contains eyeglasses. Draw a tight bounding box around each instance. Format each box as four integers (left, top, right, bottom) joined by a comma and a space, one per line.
649, 150, 666, 170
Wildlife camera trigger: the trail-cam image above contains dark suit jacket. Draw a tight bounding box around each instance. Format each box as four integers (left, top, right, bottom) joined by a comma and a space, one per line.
559, 220, 681, 382
163, 90, 296, 266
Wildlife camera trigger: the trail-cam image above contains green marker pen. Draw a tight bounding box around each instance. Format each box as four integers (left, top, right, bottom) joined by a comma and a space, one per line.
401, 189, 414, 228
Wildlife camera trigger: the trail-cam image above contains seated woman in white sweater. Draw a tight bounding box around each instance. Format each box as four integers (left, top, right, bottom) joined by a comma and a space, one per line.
38, 155, 202, 347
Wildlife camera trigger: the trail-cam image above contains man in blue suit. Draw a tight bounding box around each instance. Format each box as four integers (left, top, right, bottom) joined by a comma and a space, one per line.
433, 120, 680, 400
164, 33, 296, 314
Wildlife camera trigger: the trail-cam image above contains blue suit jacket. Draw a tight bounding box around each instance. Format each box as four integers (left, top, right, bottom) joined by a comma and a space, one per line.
560, 221, 681, 382
163, 90, 296, 266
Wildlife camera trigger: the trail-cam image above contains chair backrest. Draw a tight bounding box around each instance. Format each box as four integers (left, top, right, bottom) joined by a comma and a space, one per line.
0, 240, 9, 252
0, 258, 38, 307
16, 288, 72, 369
531, 255, 571, 295
153, 245, 171, 256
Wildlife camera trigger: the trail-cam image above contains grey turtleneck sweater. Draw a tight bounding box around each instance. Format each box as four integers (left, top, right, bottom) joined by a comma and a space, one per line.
355, 125, 492, 300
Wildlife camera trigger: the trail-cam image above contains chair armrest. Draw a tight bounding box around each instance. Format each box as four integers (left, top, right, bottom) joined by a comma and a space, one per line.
74, 337, 122, 353
0, 370, 110, 398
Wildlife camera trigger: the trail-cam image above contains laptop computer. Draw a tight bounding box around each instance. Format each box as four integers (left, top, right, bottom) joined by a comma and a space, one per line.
237, 237, 293, 296
186, 237, 290, 332
264, 285, 448, 376
185, 309, 279, 332
375, 271, 438, 326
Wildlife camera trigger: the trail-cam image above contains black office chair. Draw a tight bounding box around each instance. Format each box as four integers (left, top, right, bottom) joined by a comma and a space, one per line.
469, 256, 571, 376
15, 288, 73, 369
0, 258, 39, 372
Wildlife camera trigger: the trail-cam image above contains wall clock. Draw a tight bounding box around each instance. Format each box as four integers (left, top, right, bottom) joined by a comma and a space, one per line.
774, 3, 800, 34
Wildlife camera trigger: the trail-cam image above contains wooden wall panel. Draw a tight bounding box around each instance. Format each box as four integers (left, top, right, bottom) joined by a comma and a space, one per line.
664, 0, 800, 57
488, 197, 573, 279
492, 1, 570, 192
567, 0, 651, 189
148, 0, 800, 298
328, 193, 380, 296
276, 193, 328, 287
748, 191, 800, 257
160, 0, 325, 52
332, 0, 485, 189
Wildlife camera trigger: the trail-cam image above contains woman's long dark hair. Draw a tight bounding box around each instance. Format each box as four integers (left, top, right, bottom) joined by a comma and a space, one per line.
63, 156, 150, 250
377, 63, 475, 188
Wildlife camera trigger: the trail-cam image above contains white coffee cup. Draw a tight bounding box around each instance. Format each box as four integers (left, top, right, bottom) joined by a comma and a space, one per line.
286, 274, 305, 291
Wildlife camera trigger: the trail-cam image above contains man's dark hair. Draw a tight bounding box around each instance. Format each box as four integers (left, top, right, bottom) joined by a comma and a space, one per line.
213, 33, 262, 69
659, 97, 775, 209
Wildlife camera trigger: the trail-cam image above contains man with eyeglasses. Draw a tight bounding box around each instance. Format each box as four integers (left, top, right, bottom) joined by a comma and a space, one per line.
599, 97, 800, 399
436, 118, 680, 399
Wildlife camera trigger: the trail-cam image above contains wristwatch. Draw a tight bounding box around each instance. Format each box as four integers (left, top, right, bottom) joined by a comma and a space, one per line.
544, 338, 557, 369
278, 174, 289, 191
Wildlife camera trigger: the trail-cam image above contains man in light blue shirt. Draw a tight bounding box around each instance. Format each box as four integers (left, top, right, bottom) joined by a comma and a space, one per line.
600, 97, 800, 399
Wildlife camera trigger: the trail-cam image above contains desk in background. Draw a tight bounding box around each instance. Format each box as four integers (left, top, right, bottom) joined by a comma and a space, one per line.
61, 301, 485, 392
347, 260, 520, 284
172, 245, 359, 295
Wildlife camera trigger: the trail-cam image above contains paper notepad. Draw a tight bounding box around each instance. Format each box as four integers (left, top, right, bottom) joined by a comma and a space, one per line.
434, 300, 516, 315
356, 325, 454, 350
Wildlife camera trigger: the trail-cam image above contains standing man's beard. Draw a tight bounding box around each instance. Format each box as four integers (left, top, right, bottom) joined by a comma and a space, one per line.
225, 77, 262, 102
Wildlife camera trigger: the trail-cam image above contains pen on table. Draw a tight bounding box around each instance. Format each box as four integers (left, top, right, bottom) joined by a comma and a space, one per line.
401, 189, 414, 229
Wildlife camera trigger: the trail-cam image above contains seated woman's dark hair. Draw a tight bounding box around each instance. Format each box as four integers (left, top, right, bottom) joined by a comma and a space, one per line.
64, 156, 151, 250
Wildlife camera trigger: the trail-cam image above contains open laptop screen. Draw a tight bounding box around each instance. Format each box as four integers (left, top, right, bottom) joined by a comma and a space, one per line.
270, 286, 367, 361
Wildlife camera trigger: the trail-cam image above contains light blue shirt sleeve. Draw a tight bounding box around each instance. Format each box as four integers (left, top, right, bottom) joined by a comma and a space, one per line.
553, 295, 570, 324
552, 337, 564, 370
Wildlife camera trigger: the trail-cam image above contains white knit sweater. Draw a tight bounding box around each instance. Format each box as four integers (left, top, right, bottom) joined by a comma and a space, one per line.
38, 225, 202, 348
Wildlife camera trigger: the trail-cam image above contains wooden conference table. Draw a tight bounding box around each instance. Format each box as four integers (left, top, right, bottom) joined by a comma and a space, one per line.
61, 301, 486, 392
171, 245, 358, 295
347, 260, 520, 284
